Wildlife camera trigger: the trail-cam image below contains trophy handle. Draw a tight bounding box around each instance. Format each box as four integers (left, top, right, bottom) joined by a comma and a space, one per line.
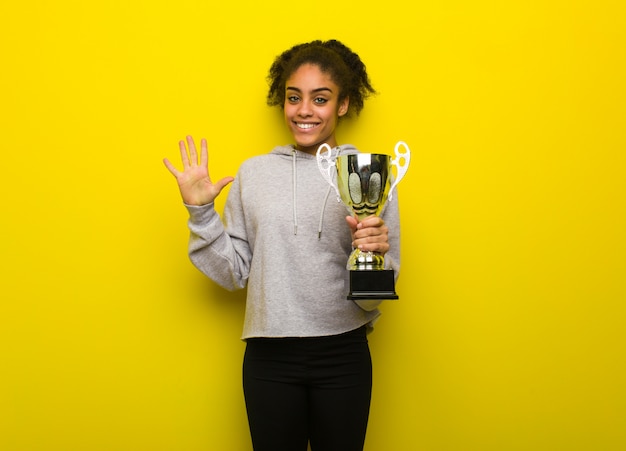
316, 143, 341, 201
389, 141, 410, 201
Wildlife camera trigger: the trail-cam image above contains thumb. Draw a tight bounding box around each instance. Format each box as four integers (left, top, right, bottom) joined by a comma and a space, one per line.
214, 176, 235, 195
345, 215, 359, 233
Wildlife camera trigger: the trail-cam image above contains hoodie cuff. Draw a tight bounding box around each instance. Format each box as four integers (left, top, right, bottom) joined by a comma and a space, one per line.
184, 202, 217, 225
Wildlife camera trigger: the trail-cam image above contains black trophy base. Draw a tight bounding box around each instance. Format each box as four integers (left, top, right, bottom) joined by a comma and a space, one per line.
348, 269, 399, 301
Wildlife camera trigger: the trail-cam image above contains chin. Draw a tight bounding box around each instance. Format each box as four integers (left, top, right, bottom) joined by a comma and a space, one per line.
296, 140, 323, 152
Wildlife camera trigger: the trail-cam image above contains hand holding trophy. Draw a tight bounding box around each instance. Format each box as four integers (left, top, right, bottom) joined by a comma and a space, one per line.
316, 141, 410, 302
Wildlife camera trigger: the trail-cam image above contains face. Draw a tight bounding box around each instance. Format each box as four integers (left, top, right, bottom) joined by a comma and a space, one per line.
284, 63, 349, 154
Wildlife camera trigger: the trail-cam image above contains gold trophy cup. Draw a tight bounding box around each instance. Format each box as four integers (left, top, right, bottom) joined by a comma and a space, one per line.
316, 141, 410, 302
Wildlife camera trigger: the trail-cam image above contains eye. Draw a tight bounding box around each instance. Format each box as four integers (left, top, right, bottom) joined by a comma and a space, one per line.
287, 95, 300, 103
314, 97, 328, 105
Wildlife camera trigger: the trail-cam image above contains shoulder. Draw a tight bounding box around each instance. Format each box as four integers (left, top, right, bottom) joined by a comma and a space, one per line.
235, 150, 292, 181
241, 145, 293, 166
239, 153, 280, 173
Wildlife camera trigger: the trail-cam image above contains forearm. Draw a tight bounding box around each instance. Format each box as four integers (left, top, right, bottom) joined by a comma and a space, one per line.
186, 203, 251, 291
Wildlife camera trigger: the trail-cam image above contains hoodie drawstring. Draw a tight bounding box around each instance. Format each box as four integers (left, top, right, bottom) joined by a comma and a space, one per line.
292, 145, 340, 238
292, 148, 298, 235
318, 185, 332, 239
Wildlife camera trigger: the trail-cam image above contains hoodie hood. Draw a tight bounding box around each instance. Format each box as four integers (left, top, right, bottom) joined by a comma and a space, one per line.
270, 143, 359, 236
269, 143, 359, 157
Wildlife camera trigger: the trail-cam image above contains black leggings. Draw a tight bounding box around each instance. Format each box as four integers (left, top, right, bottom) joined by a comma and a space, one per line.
243, 326, 372, 451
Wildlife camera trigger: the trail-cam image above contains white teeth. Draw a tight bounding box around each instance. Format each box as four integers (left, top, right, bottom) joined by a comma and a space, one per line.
297, 123, 316, 129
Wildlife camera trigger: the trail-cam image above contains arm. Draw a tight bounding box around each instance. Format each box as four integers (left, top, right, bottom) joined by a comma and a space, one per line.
164, 136, 250, 290
186, 191, 252, 291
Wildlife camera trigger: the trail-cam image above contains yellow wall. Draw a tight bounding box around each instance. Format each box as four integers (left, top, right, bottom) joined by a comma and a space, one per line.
1, 1, 625, 450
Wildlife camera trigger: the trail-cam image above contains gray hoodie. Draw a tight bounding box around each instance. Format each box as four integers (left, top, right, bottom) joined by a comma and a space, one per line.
185, 144, 401, 339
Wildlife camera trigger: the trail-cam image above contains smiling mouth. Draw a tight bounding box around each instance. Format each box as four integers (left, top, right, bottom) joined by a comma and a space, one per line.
296, 122, 318, 130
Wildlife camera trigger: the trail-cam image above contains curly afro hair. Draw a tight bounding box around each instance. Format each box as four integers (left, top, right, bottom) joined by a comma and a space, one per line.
267, 40, 376, 117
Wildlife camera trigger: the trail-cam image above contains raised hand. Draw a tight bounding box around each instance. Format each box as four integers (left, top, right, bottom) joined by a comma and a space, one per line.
163, 136, 234, 206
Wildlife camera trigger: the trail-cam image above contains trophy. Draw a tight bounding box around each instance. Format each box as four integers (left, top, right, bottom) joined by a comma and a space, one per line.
316, 141, 410, 302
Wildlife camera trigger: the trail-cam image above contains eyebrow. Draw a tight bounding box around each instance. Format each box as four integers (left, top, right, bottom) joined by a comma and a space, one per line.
286, 86, 334, 94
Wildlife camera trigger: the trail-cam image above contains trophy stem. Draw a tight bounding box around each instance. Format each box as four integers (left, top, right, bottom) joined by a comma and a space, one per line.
348, 248, 385, 271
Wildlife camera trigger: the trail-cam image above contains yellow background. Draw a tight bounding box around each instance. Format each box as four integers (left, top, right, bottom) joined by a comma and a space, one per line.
1, 1, 625, 450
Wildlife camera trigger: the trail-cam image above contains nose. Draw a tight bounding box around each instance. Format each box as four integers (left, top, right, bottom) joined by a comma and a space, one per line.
296, 100, 313, 117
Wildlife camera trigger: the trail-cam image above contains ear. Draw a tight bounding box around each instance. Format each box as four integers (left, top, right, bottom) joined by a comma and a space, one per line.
338, 97, 350, 117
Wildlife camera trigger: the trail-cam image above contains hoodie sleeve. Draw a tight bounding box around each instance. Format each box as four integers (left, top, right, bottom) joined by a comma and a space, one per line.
185, 176, 252, 291
381, 191, 401, 280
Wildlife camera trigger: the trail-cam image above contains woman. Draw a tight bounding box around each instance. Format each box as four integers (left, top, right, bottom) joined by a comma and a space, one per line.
164, 39, 400, 451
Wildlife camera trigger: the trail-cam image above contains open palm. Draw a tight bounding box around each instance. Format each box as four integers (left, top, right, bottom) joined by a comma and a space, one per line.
163, 136, 234, 206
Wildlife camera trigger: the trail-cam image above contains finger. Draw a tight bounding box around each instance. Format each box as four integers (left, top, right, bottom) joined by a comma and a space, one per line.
163, 158, 180, 177
356, 238, 390, 254
186, 135, 198, 165
355, 214, 369, 229
355, 227, 389, 247
358, 215, 384, 229
200, 138, 208, 170
359, 216, 385, 230
360, 220, 384, 232
355, 230, 387, 243
179, 139, 191, 168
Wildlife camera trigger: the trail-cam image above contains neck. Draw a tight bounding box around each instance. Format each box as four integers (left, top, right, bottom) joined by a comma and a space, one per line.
296, 140, 338, 155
